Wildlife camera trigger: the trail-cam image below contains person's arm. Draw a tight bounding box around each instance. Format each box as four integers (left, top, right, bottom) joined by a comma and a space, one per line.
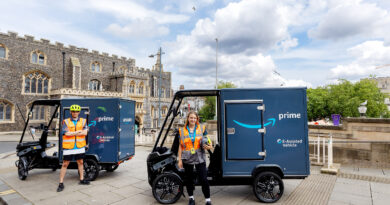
177, 144, 183, 169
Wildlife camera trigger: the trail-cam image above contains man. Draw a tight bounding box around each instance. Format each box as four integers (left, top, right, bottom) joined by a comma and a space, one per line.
57, 104, 90, 192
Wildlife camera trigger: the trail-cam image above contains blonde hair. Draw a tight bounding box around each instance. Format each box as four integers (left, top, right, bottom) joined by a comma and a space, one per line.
185, 111, 199, 126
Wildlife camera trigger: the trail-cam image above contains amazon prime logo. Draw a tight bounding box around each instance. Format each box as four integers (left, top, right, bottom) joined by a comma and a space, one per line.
278, 112, 301, 121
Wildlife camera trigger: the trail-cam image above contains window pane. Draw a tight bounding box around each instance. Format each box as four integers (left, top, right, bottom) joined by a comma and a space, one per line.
39, 54, 44, 64
31, 78, 36, 93
40, 106, 45, 120
6, 105, 11, 120
25, 78, 30, 93
44, 79, 48, 93
92, 64, 95, 72
96, 64, 100, 72
32, 53, 38, 63
0, 47, 5, 58
0, 104, 3, 120
38, 78, 42, 93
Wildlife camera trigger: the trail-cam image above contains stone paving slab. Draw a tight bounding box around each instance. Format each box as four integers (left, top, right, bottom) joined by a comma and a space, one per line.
283, 174, 337, 205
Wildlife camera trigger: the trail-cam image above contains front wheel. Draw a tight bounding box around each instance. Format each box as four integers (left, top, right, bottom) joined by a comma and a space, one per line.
253, 171, 284, 203
83, 159, 99, 181
152, 172, 183, 204
17, 157, 28, 180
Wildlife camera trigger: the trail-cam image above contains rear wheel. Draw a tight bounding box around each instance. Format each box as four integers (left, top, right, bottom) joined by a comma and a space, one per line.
152, 172, 183, 204
253, 171, 284, 203
17, 157, 28, 180
83, 159, 99, 181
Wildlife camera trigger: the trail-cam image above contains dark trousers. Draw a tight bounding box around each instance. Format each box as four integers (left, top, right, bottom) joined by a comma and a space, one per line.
183, 162, 210, 198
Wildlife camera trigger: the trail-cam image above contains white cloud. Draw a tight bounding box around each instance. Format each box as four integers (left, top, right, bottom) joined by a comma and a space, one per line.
330, 41, 390, 78
106, 18, 170, 38
163, 0, 312, 89
309, 0, 390, 41
82, 0, 190, 24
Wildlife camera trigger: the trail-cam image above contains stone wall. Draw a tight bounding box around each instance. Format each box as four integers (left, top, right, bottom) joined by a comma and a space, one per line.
0, 31, 172, 132
309, 118, 390, 167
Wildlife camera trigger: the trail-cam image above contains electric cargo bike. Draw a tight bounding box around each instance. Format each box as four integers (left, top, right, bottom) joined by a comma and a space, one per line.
147, 88, 310, 203
16, 98, 135, 181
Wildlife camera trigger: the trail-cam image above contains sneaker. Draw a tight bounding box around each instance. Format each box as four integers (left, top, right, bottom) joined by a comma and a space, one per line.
79, 179, 90, 185
205, 201, 212, 205
189, 198, 195, 205
57, 183, 64, 192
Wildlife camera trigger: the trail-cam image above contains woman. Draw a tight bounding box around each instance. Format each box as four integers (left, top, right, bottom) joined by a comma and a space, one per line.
178, 111, 213, 205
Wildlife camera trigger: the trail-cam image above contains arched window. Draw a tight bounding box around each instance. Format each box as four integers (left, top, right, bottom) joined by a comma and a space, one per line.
91, 61, 101, 72
0, 99, 14, 122
27, 103, 45, 121
138, 82, 144, 94
162, 106, 168, 116
166, 88, 170, 98
151, 106, 155, 118
129, 81, 135, 93
0, 44, 8, 59
23, 71, 50, 94
31, 50, 46, 65
88, 79, 101, 91
161, 87, 165, 98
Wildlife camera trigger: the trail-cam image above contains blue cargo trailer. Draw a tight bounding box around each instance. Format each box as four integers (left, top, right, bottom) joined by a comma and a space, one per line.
147, 88, 309, 203
16, 98, 135, 181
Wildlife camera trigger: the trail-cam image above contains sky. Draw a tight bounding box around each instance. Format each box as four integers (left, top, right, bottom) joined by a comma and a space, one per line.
1, 0, 390, 90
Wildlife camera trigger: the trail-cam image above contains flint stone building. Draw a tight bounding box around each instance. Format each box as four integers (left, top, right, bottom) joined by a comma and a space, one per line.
0, 31, 172, 133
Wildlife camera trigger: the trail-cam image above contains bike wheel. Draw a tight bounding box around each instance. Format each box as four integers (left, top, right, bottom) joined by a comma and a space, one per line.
83, 159, 99, 181
17, 157, 28, 180
253, 171, 284, 203
152, 172, 183, 204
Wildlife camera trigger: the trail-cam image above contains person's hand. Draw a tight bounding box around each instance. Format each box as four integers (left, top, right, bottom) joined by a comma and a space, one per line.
203, 144, 212, 150
177, 159, 183, 169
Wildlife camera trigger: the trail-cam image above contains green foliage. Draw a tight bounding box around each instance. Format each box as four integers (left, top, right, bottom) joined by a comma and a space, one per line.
307, 79, 389, 120
198, 80, 237, 121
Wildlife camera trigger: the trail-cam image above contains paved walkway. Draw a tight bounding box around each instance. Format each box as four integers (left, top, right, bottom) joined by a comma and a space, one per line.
0, 146, 389, 205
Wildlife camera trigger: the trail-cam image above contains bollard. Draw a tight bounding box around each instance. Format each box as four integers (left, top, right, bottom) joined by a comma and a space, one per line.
328, 134, 333, 169
317, 134, 320, 164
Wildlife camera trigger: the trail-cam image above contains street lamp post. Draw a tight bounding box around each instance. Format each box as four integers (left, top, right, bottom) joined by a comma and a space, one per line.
149, 47, 164, 128
215, 38, 218, 120
358, 100, 367, 118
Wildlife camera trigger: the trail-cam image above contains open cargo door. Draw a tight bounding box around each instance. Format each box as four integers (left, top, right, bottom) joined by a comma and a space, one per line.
119, 100, 135, 160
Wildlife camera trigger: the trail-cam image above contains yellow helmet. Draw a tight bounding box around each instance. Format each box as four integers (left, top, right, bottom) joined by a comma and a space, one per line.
70, 104, 81, 112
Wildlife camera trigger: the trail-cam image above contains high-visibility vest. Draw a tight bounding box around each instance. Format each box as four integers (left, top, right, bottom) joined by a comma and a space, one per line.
62, 118, 87, 149
179, 123, 206, 164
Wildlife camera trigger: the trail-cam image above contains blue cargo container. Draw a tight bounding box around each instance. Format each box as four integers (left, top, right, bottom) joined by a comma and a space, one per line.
147, 88, 309, 203
16, 98, 135, 181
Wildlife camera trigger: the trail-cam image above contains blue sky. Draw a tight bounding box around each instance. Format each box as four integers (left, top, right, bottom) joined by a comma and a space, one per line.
1, 0, 390, 90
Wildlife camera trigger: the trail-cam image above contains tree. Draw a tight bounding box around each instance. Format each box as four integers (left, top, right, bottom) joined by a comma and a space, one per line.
198, 80, 237, 122
307, 79, 389, 120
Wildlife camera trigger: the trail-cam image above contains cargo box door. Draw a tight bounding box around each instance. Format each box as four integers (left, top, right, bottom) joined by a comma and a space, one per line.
225, 100, 265, 160
119, 100, 135, 160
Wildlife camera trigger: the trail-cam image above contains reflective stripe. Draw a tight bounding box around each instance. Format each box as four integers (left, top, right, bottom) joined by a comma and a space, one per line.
76, 139, 85, 141
63, 139, 74, 142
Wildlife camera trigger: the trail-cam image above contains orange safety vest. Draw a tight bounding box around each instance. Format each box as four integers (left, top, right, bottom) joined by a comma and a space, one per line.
62, 118, 87, 149
179, 123, 205, 153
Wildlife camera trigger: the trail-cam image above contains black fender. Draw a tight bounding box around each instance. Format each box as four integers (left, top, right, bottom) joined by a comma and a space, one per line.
251, 164, 284, 179
84, 154, 99, 162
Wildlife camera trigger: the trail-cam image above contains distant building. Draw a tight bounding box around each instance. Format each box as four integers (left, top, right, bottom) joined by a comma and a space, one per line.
0, 31, 172, 133
372, 77, 390, 110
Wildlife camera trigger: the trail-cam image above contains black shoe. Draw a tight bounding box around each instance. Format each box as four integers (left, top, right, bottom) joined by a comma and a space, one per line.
189, 198, 195, 205
79, 179, 90, 185
205, 201, 212, 205
57, 183, 64, 192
